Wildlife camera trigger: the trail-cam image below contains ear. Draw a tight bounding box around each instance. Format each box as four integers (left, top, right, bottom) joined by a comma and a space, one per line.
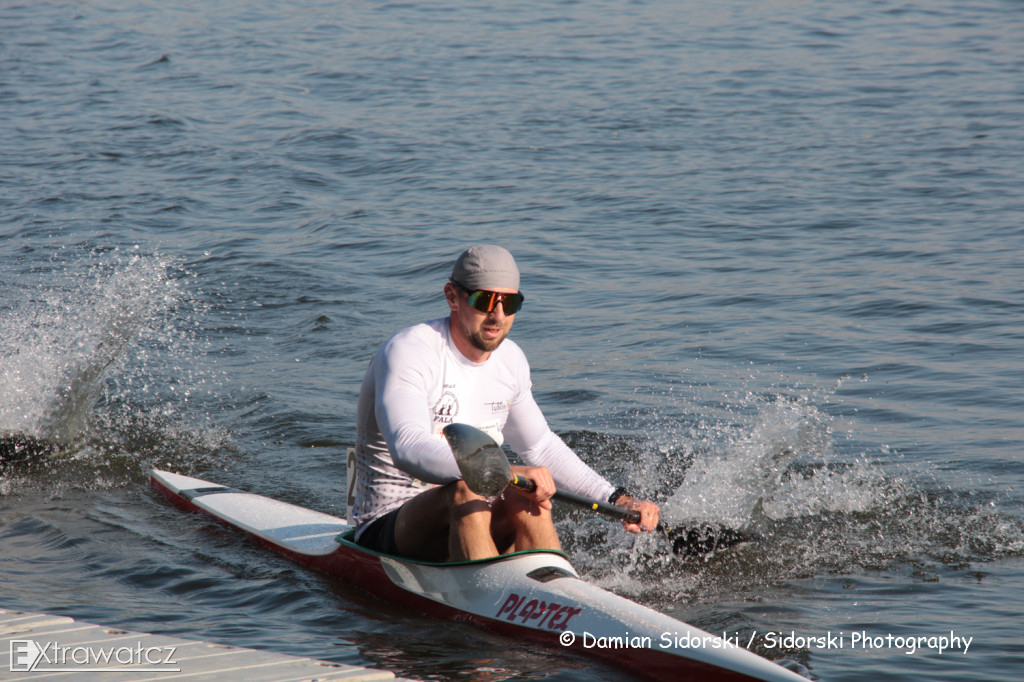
444, 282, 459, 312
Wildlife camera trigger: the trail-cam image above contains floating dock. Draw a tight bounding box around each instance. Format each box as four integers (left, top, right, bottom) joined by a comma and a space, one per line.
1, 608, 405, 681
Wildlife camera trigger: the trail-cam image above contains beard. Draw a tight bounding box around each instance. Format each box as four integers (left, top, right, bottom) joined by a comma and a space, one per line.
469, 326, 509, 352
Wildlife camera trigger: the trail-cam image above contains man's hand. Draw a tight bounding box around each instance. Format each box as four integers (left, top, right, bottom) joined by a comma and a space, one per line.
509, 465, 555, 509
614, 495, 660, 533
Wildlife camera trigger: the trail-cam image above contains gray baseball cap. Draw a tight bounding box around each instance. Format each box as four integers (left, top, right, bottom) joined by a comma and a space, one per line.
450, 245, 520, 291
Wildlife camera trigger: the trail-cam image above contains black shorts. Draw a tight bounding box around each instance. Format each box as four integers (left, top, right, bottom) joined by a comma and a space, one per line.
354, 507, 401, 555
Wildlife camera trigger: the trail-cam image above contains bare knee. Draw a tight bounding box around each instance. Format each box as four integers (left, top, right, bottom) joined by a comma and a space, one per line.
500, 489, 552, 522
490, 491, 560, 552
449, 480, 492, 521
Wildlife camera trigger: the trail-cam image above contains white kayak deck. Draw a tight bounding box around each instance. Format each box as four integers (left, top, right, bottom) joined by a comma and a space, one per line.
160, 473, 353, 556
0, 608, 404, 681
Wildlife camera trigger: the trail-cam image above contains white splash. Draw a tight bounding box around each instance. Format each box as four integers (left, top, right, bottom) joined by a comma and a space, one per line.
662, 396, 835, 529
0, 248, 180, 444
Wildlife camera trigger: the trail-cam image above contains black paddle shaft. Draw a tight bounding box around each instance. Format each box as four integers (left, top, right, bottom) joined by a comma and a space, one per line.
510, 473, 642, 525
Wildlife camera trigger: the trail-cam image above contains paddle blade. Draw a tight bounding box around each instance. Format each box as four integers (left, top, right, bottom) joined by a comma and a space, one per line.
668, 524, 753, 557
442, 423, 512, 497
1, 433, 57, 465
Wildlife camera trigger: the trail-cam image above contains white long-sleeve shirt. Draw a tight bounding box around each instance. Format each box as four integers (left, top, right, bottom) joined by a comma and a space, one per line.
352, 317, 615, 534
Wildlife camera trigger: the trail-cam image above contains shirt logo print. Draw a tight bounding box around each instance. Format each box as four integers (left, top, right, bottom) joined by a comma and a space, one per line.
433, 392, 459, 424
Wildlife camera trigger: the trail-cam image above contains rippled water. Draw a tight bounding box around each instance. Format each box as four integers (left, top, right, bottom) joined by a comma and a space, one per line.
3, 0, 1024, 680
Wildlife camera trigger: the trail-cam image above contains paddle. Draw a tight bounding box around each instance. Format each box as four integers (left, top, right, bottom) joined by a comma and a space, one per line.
443, 422, 644, 525
442, 423, 751, 556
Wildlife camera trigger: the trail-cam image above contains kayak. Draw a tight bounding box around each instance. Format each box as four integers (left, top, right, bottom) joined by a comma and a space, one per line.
150, 469, 807, 682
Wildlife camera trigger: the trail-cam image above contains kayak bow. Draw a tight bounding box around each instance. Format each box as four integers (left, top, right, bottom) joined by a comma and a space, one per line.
150, 469, 807, 682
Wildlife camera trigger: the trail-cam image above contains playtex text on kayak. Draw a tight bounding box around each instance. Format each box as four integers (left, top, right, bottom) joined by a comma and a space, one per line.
559, 629, 974, 656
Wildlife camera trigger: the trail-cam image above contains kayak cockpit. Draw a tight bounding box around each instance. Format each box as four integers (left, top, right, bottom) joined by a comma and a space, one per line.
334, 529, 576, 569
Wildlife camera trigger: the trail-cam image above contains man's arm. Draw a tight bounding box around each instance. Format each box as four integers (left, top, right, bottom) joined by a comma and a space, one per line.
503, 381, 660, 533
373, 336, 462, 485
502, 388, 617, 501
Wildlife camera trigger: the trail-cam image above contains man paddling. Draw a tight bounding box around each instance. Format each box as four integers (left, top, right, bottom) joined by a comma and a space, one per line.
351, 245, 659, 562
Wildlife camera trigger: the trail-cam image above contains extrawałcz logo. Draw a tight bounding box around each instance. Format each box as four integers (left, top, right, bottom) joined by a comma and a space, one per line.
9, 639, 180, 672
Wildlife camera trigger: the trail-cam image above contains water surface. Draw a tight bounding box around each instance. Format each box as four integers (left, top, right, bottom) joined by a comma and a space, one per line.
3, 1, 1023, 680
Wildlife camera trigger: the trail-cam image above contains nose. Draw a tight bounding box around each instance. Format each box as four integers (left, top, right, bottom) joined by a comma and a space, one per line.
488, 301, 507, 321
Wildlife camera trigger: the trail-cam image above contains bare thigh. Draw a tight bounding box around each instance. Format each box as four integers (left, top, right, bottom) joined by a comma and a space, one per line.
392, 482, 490, 562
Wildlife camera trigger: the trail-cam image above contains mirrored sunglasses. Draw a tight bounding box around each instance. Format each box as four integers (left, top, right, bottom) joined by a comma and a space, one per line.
451, 280, 524, 315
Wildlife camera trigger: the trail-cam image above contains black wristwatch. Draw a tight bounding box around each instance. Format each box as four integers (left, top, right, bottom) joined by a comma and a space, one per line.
608, 487, 630, 505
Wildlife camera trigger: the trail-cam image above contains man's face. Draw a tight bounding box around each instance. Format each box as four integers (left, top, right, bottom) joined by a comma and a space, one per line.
446, 283, 519, 358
